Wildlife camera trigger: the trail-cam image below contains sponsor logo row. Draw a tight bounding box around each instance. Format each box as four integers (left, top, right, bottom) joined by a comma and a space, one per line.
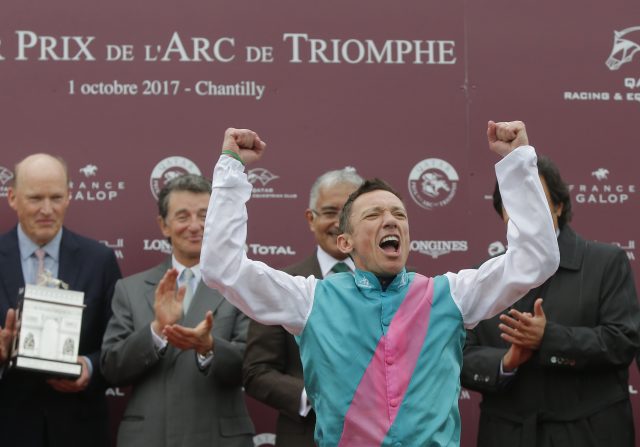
102, 238, 637, 262
1, 157, 636, 209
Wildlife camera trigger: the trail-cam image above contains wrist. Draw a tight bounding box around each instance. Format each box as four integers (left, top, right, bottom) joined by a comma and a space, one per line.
221, 150, 244, 165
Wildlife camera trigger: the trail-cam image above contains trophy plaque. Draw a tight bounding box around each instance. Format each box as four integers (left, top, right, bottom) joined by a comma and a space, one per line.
11, 284, 84, 378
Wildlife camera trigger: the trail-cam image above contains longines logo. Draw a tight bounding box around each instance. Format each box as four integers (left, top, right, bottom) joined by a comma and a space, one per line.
143, 239, 172, 254
150, 156, 202, 200
247, 167, 298, 200
569, 167, 636, 205
408, 158, 459, 210
564, 26, 640, 103
245, 243, 296, 256
410, 240, 467, 259
68, 163, 125, 201
99, 238, 125, 259
0, 166, 14, 198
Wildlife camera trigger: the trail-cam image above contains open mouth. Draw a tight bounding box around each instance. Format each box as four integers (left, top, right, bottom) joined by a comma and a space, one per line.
379, 235, 400, 254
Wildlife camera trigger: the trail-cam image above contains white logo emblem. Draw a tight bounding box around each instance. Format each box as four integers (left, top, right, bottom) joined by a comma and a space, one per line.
79, 164, 98, 177
247, 168, 279, 186
488, 241, 506, 257
0, 166, 14, 198
100, 238, 125, 260
591, 168, 609, 181
253, 433, 276, 447
150, 156, 201, 199
408, 158, 459, 210
143, 239, 172, 254
606, 26, 640, 71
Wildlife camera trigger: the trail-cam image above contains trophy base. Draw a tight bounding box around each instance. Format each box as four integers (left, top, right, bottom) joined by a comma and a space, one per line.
14, 355, 82, 379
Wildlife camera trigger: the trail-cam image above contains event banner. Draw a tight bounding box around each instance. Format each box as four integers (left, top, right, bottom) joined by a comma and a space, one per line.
1, 1, 639, 445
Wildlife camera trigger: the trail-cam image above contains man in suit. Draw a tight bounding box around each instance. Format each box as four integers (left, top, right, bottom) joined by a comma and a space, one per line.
462, 156, 640, 446
0, 153, 122, 447
101, 174, 254, 447
242, 167, 363, 446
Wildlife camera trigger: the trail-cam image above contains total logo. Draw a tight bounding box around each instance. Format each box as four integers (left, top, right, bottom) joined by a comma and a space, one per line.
568, 167, 636, 205
150, 156, 202, 200
143, 239, 172, 254
68, 163, 125, 201
247, 167, 298, 200
563, 26, 640, 103
408, 158, 459, 210
410, 240, 467, 259
99, 238, 125, 260
245, 243, 297, 256
0, 166, 14, 198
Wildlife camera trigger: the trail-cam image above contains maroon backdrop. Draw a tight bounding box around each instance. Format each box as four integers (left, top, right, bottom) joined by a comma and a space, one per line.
1, 1, 639, 445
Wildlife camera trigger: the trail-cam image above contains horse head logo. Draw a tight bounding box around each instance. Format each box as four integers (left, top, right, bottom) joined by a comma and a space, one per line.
79, 164, 98, 177
606, 26, 640, 70
591, 168, 609, 181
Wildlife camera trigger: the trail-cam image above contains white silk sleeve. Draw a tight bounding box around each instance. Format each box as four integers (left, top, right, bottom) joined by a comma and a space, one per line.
445, 146, 560, 328
201, 155, 317, 335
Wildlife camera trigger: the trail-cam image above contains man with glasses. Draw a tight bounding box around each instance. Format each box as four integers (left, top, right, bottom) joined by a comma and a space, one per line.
243, 167, 363, 447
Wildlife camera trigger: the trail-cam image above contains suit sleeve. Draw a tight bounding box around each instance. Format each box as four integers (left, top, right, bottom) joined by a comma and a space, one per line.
243, 320, 306, 420
201, 156, 317, 335
445, 146, 560, 328
87, 248, 121, 389
100, 279, 162, 385
536, 248, 640, 370
205, 305, 250, 386
461, 319, 512, 393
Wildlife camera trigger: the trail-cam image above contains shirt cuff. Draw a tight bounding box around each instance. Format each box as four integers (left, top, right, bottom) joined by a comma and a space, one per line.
299, 387, 312, 417
150, 324, 168, 353
82, 355, 93, 378
499, 359, 517, 377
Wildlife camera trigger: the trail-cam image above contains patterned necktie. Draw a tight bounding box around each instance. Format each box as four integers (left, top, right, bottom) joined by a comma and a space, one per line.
34, 248, 46, 284
331, 262, 351, 274
181, 268, 195, 314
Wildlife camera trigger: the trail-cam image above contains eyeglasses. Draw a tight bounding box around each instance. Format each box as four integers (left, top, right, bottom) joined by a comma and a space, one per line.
311, 208, 341, 220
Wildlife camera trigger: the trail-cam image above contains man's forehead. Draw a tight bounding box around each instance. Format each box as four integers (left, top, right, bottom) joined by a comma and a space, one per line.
353, 189, 405, 211
168, 191, 210, 209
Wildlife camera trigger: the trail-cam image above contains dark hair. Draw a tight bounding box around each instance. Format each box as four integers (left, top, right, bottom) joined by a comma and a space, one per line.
492, 155, 572, 229
157, 174, 212, 219
338, 178, 403, 234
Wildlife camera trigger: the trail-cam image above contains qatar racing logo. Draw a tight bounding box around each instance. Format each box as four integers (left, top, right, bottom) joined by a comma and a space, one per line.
606, 26, 640, 70
247, 168, 279, 186
408, 158, 459, 210
150, 156, 202, 200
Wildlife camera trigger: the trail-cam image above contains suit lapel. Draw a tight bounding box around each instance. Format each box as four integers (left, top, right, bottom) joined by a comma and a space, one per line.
58, 229, 81, 290
0, 228, 25, 309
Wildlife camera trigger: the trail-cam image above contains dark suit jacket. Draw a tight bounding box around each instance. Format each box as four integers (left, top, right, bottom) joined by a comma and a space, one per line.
462, 226, 640, 447
101, 258, 254, 447
0, 226, 122, 447
243, 253, 321, 447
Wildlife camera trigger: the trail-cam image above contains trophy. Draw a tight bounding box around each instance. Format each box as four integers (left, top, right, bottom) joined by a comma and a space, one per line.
10, 282, 85, 378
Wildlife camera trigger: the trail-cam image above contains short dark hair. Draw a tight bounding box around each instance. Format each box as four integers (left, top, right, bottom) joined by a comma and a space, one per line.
339, 178, 403, 234
492, 155, 572, 229
157, 174, 212, 219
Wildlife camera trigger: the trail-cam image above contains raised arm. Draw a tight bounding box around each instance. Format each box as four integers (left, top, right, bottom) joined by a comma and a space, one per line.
200, 129, 317, 335
448, 121, 560, 328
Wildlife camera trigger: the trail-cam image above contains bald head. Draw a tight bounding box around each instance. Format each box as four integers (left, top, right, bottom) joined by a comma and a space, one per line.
9, 153, 70, 245
13, 154, 69, 190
